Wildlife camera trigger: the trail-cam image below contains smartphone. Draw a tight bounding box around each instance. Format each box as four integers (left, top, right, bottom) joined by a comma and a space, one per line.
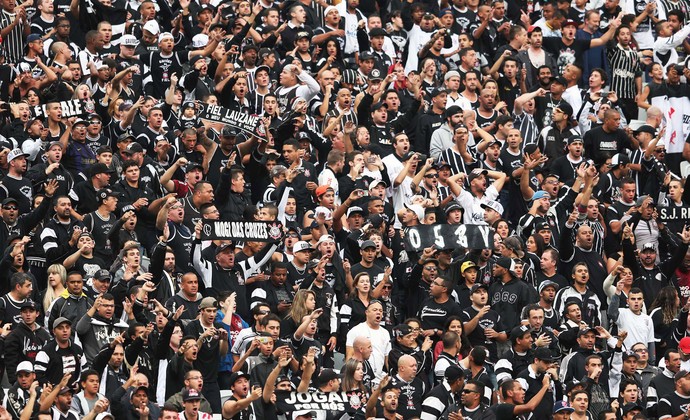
367, 157, 376, 163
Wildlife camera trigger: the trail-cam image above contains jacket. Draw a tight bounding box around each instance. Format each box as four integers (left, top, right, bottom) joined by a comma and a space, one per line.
39, 215, 84, 266
34, 338, 86, 388
76, 313, 129, 364
47, 289, 92, 332
3, 321, 51, 383
165, 388, 212, 413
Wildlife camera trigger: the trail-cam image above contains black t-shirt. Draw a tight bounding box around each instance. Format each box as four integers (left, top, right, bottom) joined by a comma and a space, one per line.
461, 305, 504, 362
73, 255, 107, 278
542, 37, 592, 74
418, 297, 464, 331
657, 391, 690, 419
583, 126, 632, 166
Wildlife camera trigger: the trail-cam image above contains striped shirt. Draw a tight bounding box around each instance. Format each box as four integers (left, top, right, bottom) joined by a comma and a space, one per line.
607, 43, 641, 100
0, 10, 26, 64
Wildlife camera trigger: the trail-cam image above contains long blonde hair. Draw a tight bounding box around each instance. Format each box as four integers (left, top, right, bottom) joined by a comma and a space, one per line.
287, 289, 316, 324
43, 264, 67, 312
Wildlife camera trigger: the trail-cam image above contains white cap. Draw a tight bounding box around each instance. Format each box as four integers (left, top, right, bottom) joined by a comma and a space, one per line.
95, 413, 115, 420
17, 62, 31, 74
324, 5, 338, 16
293, 241, 313, 253
404, 203, 425, 221
17, 361, 34, 373
316, 234, 335, 246
121, 34, 139, 47
143, 20, 160, 35
158, 32, 174, 43
191, 34, 209, 49
7, 148, 29, 162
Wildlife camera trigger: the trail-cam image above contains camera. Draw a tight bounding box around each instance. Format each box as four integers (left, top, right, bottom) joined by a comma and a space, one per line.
416, 153, 427, 161
674, 64, 685, 74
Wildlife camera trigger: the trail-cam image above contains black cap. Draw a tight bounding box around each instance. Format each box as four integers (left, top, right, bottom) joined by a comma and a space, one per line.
2, 197, 18, 206
634, 124, 657, 136
93, 269, 111, 282
359, 51, 374, 61
445, 105, 462, 119
533, 347, 558, 362
123, 142, 144, 155
20, 300, 39, 311
577, 326, 597, 337
551, 76, 567, 86
221, 126, 238, 137
392, 324, 413, 338
317, 369, 342, 386
117, 133, 136, 143
510, 325, 533, 340
369, 68, 383, 81
185, 162, 203, 173
97, 188, 117, 202
622, 403, 644, 416
556, 102, 574, 118
369, 27, 388, 38
371, 101, 387, 111
90, 163, 116, 177
430, 87, 447, 97
228, 371, 250, 385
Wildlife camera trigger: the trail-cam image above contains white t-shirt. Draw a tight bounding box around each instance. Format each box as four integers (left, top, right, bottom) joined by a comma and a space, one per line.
346, 323, 391, 379
456, 184, 499, 225
616, 308, 655, 348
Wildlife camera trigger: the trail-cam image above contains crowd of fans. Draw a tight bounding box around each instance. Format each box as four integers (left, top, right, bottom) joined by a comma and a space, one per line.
1, 0, 690, 419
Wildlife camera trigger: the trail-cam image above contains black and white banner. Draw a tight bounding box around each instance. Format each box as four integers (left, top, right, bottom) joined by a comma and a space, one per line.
31, 99, 92, 118
274, 391, 355, 413
198, 104, 267, 139
657, 206, 690, 223
404, 224, 495, 251
201, 220, 283, 242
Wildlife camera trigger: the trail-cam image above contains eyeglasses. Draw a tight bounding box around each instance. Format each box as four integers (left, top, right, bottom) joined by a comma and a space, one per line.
382, 285, 392, 290
542, 180, 559, 185
634, 348, 648, 353
170, 205, 183, 209
425, 174, 439, 178
287, 233, 300, 238
462, 389, 479, 394
424, 266, 438, 271
258, 310, 271, 315
90, 120, 102, 124
655, 149, 666, 153
410, 327, 422, 332
2, 206, 17, 210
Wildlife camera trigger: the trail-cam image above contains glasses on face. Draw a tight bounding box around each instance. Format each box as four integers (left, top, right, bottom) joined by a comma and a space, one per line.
3, 206, 17, 210
170, 205, 183, 210
425, 174, 439, 178
258, 310, 271, 315
543, 180, 559, 185
655, 149, 665, 153
462, 389, 479, 394
287, 233, 299, 238
382, 285, 392, 290
90, 120, 102, 125
424, 266, 438, 271
634, 348, 648, 353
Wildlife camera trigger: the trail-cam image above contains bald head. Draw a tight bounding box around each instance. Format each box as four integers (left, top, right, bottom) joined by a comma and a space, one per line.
353, 336, 371, 349
398, 354, 418, 381
647, 106, 662, 119
398, 355, 415, 368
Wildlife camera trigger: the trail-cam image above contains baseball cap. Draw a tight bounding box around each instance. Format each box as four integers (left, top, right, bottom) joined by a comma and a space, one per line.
445, 105, 463, 119
461, 261, 478, 273
315, 185, 334, 198
556, 102, 574, 118
430, 87, 447, 97
553, 401, 575, 414
19, 300, 39, 311
404, 203, 425, 221
121, 34, 139, 47
369, 68, 383, 81
675, 369, 690, 381
97, 188, 117, 203
369, 27, 388, 38
535, 220, 551, 232
7, 148, 29, 162
510, 325, 533, 340
91, 163, 116, 177
317, 369, 342, 386
158, 32, 174, 43
641, 242, 656, 252
528, 25, 542, 34
567, 135, 584, 145
468, 169, 488, 182
551, 76, 567, 86
470, 283, 488, 293
563, 19, 578, 28
296, 30, 311, 40
392, 324, 413, 338
182, 388, 202, 402
623, 350, 640, 361
215, 242, 234, 255
445, 202, 462, 214
495, 256, 514, 271
342, 69, 358, 85
538, 280, 559, 293
610, 153, 631, 168
531, 190, 549, 201
16, 361, 34, 373
359, 51, 374, 61
185, 162, 203, 173
52, 317, 72, 329
293, 241, 314, 253
143, 20, 160, 35
58, 386, 74, 395
123, 142, 144, 155
480, 200, 504, 214
346, 206, 365, 218
534, 347, 558, 362
577, 326, 597, 337
361, 240, 377, 250
93, 269, 111, 282
2, 197, 17, 206
680, 337, 690, 353
622, 403, 644, 416
27, 33, 41, 43
72, 118, 89, 128
228, 371, 250, 385
371, 101, 387, 111
316, 234, 335, 246
634, 124, 657, 136
199, 297, 217, 310
191, 33, 209, 49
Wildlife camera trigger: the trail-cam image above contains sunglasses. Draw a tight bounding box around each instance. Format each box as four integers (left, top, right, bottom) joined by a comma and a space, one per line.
462, 389, 479, 394
3, 206, 18, 210
382, 285, 392, 290
425, 174, 439, 178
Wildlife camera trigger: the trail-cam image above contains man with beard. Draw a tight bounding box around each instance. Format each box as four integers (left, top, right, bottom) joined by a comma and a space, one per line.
63, 231, 107, 282
536, 102, 580, 166
165, 273, 203, 323
40, 196, 85, 268
418, 276, 464, 338
554, 263, 602, 327
26, 141, 75, 199
516, 27, 557, 91
90, 338, 128, 397
448, 169, 507, 225
0, 149, 33, 214
416, 88, 448, 153
82, 188, 119, 264
420, 365, 466, 419
75, 294, 128, 365
462, 283, 506, 363
550, 135, 585, 184
517, 347, 562, 419
73, 157, 116, 215
430, 106, 464, 159
4, 300, 50, 384
473, 89, 500, 134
